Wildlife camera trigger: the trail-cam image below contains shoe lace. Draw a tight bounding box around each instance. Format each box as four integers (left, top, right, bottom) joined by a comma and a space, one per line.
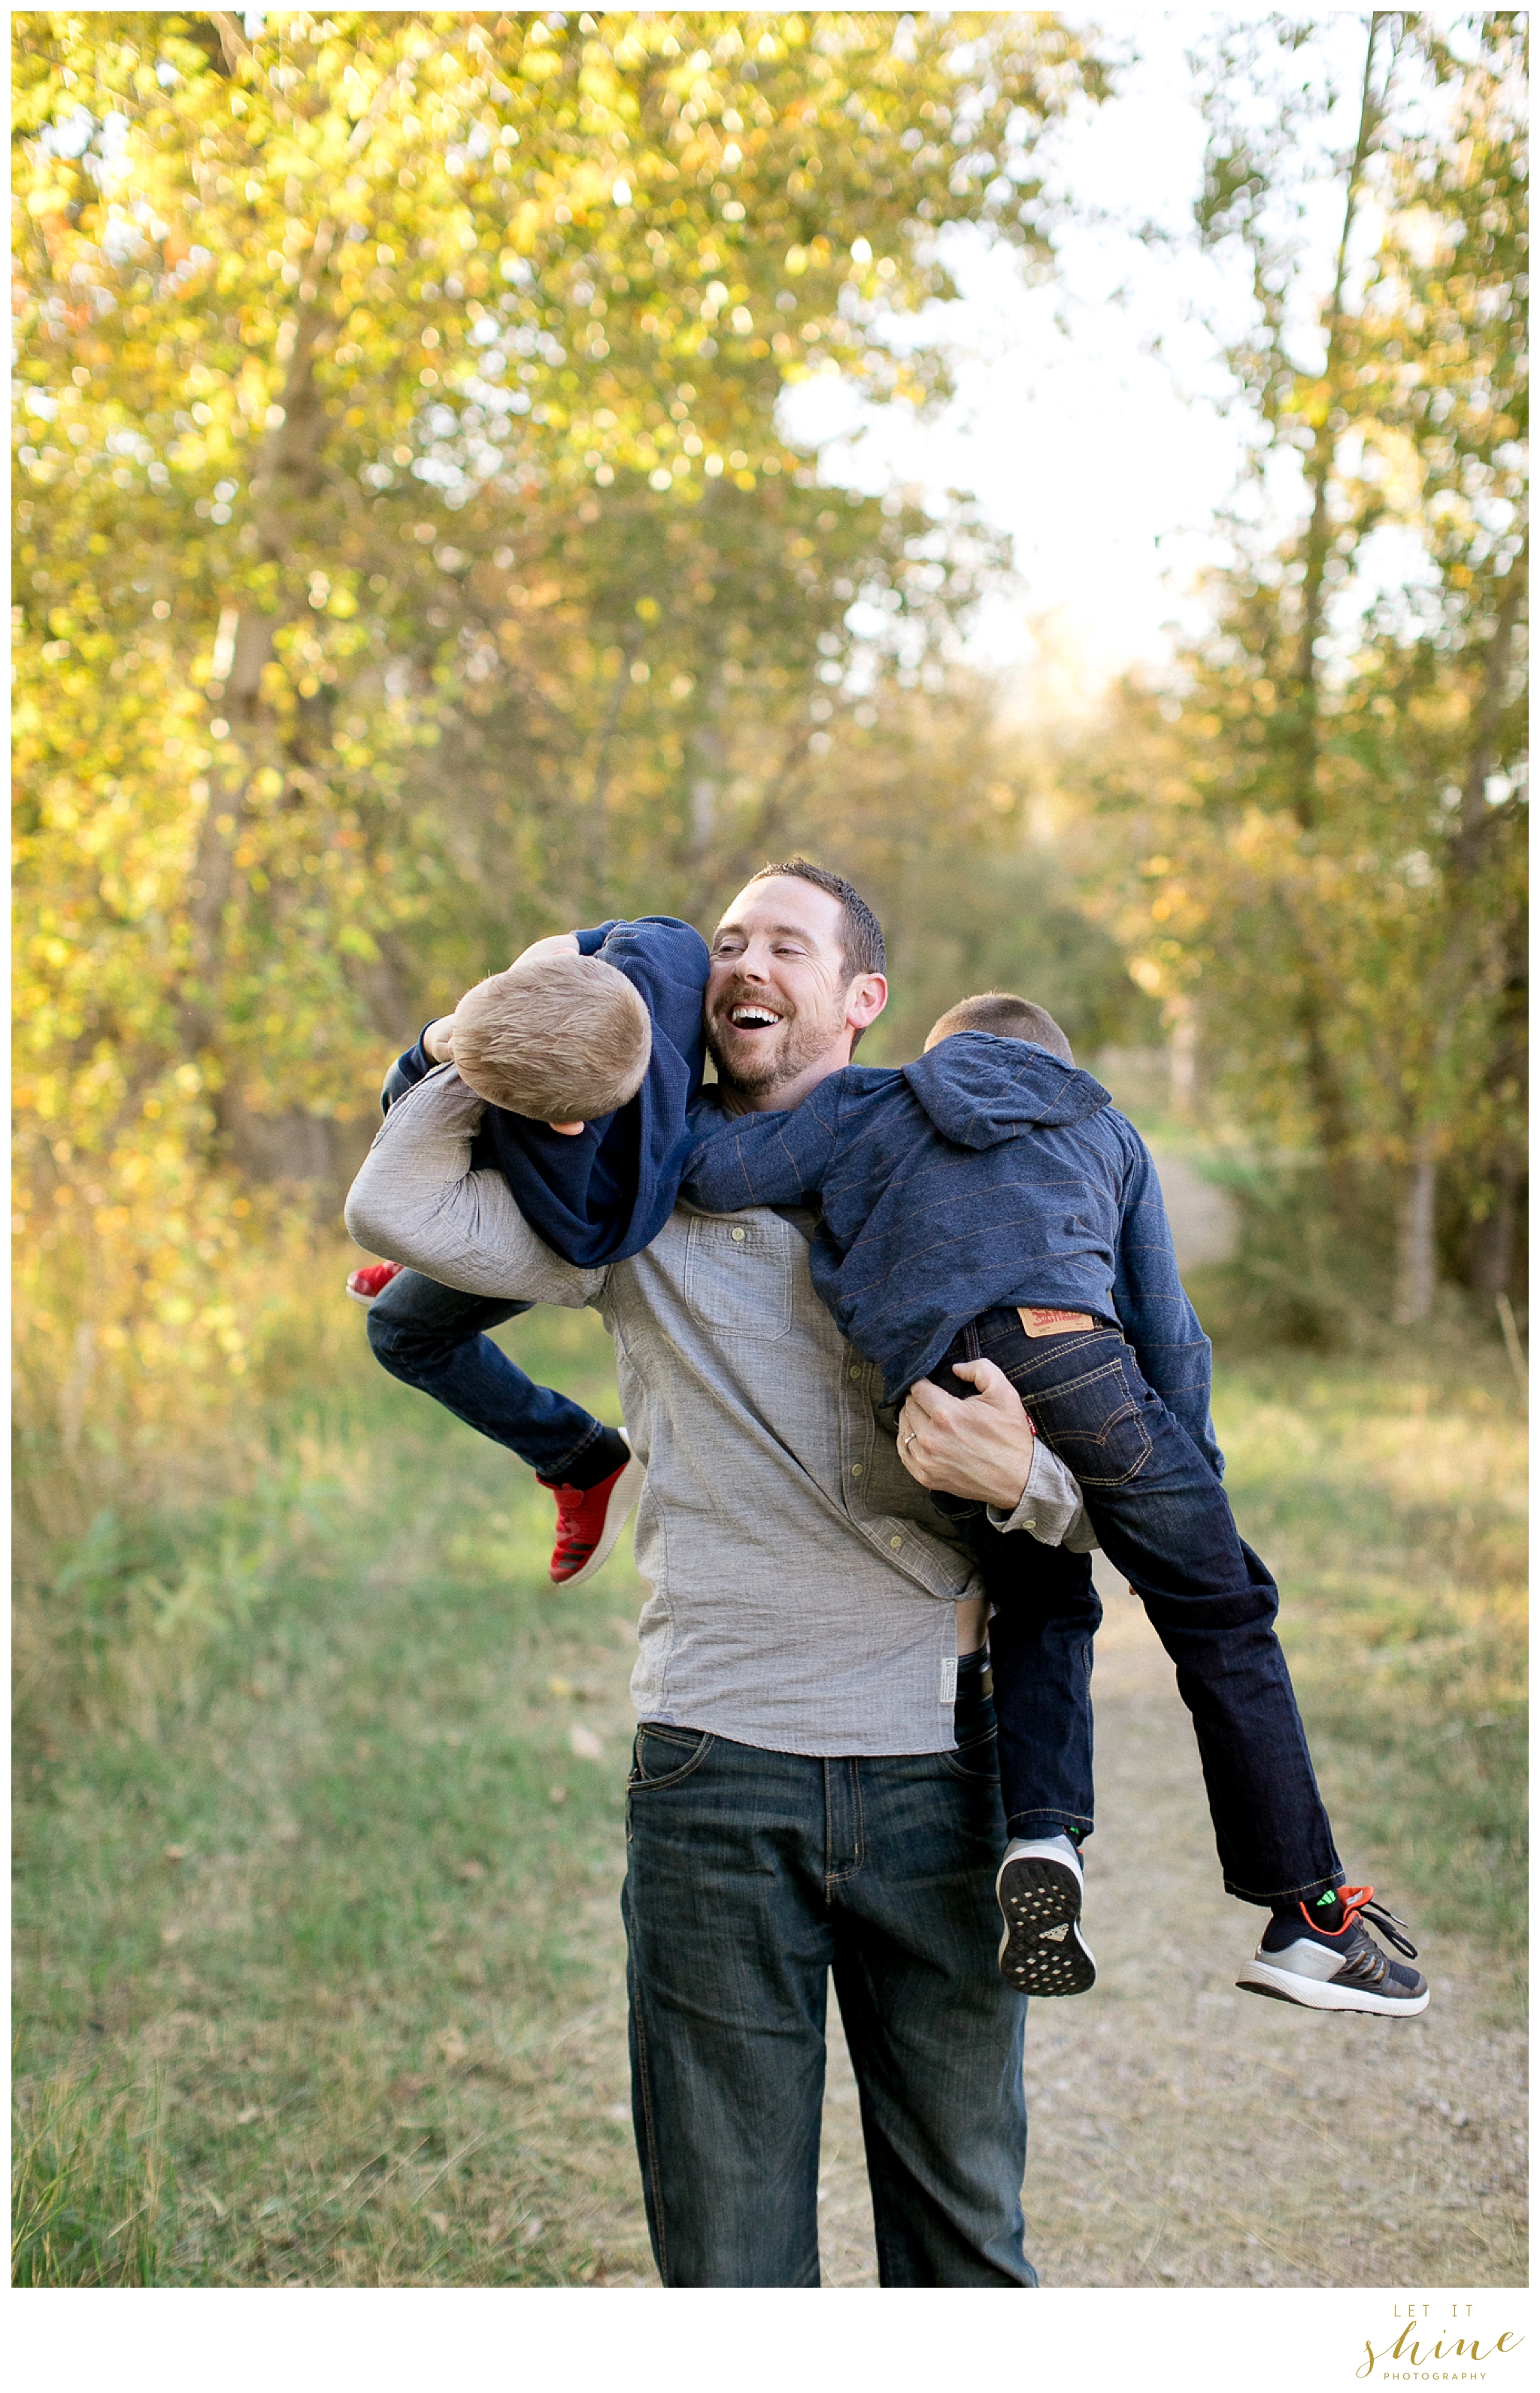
1332, 1885, 1420, 1961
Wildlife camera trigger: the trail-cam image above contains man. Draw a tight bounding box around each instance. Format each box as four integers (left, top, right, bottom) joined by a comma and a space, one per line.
344, 861, 1078, 2287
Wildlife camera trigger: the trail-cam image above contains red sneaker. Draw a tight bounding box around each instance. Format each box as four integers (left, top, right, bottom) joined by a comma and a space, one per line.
539, 1443, 645, 1588
347, 1259, 404, 1307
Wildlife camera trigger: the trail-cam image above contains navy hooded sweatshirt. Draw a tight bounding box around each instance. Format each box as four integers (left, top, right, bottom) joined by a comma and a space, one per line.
683, 1032, 1221, 1476
387, 915, 708, 1268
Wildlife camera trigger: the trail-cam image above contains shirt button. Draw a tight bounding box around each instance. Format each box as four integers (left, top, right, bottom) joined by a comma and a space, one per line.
849, 1365, 861, 1381
850, 1463, 863, 1477
730, 1227, 746, 1242
1026, 1518, 1037, 1530
889, 1535, 902, 1551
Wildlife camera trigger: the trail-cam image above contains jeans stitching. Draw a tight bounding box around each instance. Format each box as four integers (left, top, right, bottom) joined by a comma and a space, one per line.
824, 1760, 865, 1892
629, 1728, 714, 1791
1011, 1360, 1153, 1488
941, 1727, 999, 1783
630, 1994, 669, 2284
546, 1415, 608, 1480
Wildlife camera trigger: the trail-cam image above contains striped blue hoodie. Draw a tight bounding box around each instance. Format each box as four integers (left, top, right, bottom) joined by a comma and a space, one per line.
684, 1032, 1221, 1476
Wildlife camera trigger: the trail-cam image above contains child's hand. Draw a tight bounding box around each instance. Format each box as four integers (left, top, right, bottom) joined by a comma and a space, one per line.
422, 1014, 458, 1064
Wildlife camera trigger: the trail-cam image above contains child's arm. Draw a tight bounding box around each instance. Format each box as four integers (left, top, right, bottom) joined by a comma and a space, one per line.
584, 917, 711, 1078
347, 1063, 606, 1306
683, 1081, 843, 1213
1112, 1130, 1223, 1478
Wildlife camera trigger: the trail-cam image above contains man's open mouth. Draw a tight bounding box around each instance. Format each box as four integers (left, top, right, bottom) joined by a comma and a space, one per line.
727, 1004, 783, 1032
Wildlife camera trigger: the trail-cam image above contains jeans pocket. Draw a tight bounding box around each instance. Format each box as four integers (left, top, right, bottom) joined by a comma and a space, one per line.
943, 1725, 1000, 1783
628, 1724, 714, 1790
1028, 1359, 1152, 1488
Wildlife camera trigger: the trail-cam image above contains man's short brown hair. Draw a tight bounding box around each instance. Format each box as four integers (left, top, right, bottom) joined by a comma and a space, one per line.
925, 991, 1074, 1063
749, 857, 886, 980
452, 952, 652, 1122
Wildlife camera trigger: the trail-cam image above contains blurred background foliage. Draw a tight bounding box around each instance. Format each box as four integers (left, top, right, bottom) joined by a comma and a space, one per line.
11, 9, 1526, 1533
11, 9, 1527, 2294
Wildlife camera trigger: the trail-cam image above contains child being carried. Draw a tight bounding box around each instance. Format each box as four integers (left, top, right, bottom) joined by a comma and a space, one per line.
682, 991, 1429, 2020
347, 914, 708, 1588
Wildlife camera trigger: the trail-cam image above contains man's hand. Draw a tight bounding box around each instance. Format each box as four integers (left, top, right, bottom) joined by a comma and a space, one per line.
896, 1359, 1036, 1512
421, 1014, 458, 1064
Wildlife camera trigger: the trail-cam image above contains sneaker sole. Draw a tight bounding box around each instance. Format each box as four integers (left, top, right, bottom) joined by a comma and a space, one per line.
1236, 1958, 1430, 2016
996, 1855, 1096, 1997
345, 1287, 377, 1307
553, 1451, 646, 1589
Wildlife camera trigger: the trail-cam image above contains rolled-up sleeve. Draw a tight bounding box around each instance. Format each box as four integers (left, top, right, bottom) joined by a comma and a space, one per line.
343, 1063, 603, 1309
987, 1439, 1098, 1553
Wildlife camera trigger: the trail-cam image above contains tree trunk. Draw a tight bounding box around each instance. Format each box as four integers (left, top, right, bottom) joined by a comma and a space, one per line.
1393, 1149, 1437, 1325
1472, 1152, 1522, 1300
1286, 16, 1393, 1207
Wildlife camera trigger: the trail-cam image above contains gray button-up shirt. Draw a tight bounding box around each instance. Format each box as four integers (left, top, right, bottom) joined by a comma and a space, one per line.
344, 1066, 1090, 1758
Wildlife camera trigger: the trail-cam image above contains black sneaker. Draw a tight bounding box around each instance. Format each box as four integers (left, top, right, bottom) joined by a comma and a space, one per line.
996, 1835, 1096, 1996
1237, 1884, 1429, 2016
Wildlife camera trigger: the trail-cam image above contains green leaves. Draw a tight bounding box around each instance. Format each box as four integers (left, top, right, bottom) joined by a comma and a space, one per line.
14, 6, 1105, 1428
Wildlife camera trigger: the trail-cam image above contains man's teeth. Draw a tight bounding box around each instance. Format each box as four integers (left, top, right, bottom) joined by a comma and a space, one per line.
729, 1006, 781, 1028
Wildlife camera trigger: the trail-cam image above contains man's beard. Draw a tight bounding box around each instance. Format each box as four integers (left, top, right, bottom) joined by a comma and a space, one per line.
705, 984, 832, 1097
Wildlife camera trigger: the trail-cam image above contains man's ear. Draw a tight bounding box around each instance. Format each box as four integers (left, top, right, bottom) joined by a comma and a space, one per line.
847, 973, 888, 1033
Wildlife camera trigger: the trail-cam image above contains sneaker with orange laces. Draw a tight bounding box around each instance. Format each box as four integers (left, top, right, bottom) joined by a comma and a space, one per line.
347, 1259, 404, 1307
1238, 1885, 1429, 2016
539, 1439, 645, 1588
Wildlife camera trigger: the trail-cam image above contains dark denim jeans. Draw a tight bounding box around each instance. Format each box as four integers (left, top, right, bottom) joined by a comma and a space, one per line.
933, 1311, 1343, 1909
362, 1060, 622, 1488
365, 1269, 623, 1485
622, 1702, 1035, 2288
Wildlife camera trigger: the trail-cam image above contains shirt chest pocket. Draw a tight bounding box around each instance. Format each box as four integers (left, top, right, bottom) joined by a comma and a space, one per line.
682, 1215, 796, 1342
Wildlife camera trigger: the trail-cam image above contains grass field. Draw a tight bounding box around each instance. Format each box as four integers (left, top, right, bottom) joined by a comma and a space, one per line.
11, 1278, 1528, 2286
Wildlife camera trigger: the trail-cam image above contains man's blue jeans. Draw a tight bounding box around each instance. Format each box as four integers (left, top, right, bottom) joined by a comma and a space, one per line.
622, 1681, 1035, 2288
934, 1312, 1342, 1909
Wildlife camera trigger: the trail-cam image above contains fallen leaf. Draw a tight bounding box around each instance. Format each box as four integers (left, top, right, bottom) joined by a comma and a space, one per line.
568, 1724, 603, 1761
547, 1676, 573, 1699
162, 1844, 187, 1864
236, 2105, 261, 2125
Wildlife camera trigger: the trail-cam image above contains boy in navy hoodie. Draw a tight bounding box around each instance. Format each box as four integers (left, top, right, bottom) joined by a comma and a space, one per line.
683, 992, 1429, 2021
347, 915, 708, 1588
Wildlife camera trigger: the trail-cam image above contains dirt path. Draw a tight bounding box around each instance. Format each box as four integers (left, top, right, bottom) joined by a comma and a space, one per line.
815, 1561, 1526, 2288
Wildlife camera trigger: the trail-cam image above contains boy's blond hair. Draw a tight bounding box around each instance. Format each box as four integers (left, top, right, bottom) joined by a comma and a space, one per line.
924, 990, 1074, 1063
452, 952, 652, 1123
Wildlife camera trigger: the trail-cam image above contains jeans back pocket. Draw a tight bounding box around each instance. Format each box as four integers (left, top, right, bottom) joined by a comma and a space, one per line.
1027, 1358, 1152, 1488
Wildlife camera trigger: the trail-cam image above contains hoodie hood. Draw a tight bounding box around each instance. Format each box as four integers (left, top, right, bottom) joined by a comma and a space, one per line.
902, 1033, 1112, 1151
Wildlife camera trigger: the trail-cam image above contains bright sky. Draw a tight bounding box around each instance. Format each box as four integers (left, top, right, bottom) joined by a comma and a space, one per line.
781, 11, 1388, 691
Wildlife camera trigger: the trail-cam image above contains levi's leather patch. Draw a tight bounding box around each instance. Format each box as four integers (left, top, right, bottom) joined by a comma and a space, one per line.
1017, 1307, 1096, 1338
